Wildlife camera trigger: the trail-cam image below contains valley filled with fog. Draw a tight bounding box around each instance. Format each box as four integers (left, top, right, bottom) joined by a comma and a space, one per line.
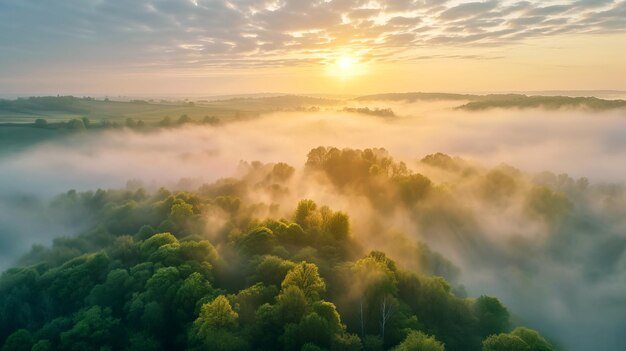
2, 99, 626, 351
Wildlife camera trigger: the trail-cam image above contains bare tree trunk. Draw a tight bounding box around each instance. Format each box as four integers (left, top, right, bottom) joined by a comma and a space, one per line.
380, 295, 394, 344
360, 298, 365, 337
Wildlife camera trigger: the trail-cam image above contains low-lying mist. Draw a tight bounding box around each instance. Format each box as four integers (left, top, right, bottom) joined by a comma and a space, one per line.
2, 102, 626, 351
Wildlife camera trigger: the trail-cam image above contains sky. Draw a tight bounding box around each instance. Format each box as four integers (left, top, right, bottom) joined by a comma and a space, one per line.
0, 0, 625, 95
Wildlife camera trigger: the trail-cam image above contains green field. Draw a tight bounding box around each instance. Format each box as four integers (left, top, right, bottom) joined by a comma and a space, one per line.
0, 95, 343, 155
2, 93, 624, 157
0, 95, 342, 124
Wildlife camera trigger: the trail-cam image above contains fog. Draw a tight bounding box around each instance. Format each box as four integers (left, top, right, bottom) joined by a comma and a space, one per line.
2, 102, 626, 350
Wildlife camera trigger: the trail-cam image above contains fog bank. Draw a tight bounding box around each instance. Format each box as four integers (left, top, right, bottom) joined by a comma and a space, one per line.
2, 103, 626, 350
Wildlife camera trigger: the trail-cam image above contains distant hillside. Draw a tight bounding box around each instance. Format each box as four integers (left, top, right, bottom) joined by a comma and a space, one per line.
3, 94, 625, 124
0, 96, 204, 123
508, 90, 626, 98
0, 95, 342, 124
0, 96, 91, 114
355, 92, 626, 111
458, 95, 626, 111
216, 94, 341, 107
355, 92, 475, 102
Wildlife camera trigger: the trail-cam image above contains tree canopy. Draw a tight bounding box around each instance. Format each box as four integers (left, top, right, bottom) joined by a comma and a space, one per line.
0, 149, 559, 351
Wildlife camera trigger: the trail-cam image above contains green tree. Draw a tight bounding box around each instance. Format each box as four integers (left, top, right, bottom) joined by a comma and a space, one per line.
1, 329, 34, 351
253, 255, 296, 286
159, 116, 172, 127
144, 267, 183, 308
140, 233, 178, 258
525, 186, 571, 224
362, 335, 383, 351
277, 286, 308, 323
295, 199, 318, 226
351, 253, 398, 339
299, 312, 333, 348
31, 340, 52, 351
233, 283, 277, 324
332, 333, 363, 351
239, 227, 277, 256
482, 333, 529, 351
126, 332, 162, 351
302, 343, 327, 351
86, 268, 132, 314
474, 296, 510, 338
394, 174, 432, 204
66, 118, 85, 131
59, 306, 121, 351
312, 301, 344, 334
203, 116, 220, 125
393, 330, 445, 351
190, 296, 248, 351
126, 118, 137, 128
324, 211, 350, 241
271, 162, 295, 181
282, 262, 326, 301
174, 272, 214, 320
511, 328, 554, 351
46, 252, 111, 313
178, 114, 191, 124
34, 118, 48, 128
170, 199, 194, 224
194, 295, 238, 333
253, 303, 282, 349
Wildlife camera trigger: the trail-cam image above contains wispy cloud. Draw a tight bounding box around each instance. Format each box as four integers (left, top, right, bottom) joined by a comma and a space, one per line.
0, 0, 624, 71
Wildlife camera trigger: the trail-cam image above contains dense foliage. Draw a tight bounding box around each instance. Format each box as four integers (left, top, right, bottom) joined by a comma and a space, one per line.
0, 147, 561, 351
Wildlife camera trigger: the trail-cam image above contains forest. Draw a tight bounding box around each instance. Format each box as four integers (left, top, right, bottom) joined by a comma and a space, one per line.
2, 0, 624, 349
3, 95, 626, 351
0, 146, 560, 351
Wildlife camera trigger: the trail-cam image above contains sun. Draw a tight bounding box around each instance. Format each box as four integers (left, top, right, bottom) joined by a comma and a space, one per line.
337, 56, 356, 70
327, 54, 365, 80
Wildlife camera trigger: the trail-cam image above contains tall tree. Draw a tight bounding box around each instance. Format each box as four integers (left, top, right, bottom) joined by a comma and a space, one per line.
281, 262, 326, 302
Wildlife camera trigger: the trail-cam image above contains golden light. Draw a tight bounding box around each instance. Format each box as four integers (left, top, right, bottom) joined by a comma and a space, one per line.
337, 56, 356, 70
326, 54, 365, 80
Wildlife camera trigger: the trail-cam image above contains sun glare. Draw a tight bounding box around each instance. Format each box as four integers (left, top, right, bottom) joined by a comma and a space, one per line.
338, 56, 355, 70
327, 54, 364, 80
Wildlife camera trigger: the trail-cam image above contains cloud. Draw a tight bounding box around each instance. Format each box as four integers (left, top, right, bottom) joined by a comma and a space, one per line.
0, 0, 624, 72
439, 1, 499, 20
